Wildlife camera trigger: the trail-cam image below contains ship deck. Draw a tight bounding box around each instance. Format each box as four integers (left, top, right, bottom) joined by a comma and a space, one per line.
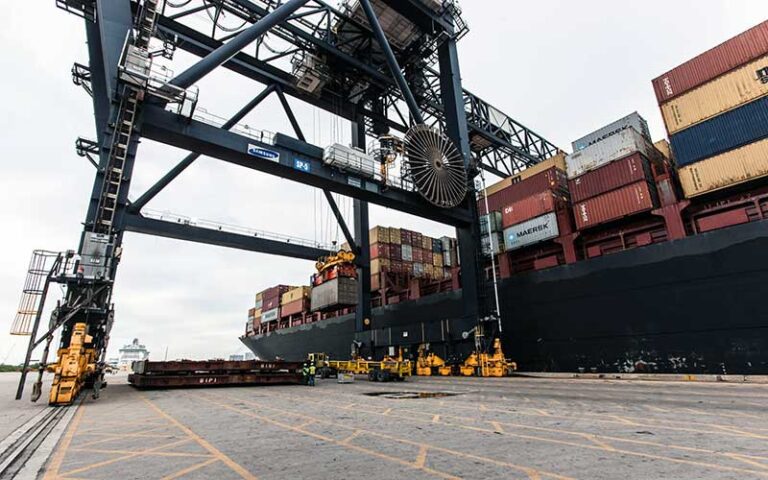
3, 373, 768, 479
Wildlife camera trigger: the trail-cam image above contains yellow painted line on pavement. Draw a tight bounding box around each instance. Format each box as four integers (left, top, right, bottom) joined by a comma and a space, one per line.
161, 458, 220, 480
43, 404, 85, 480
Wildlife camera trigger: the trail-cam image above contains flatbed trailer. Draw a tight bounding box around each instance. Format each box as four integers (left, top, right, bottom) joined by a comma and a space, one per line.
128, 359, 304, 388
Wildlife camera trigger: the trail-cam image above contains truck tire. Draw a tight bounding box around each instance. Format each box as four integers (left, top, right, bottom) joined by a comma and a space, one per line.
368, 369, 378, 382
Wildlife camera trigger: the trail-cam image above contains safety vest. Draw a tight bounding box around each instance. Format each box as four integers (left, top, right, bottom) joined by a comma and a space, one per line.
309, 365, 316, 375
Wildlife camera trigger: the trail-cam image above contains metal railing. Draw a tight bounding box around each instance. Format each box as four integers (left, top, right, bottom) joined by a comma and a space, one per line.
192, 107, 276, 144
142, 209, 335, 251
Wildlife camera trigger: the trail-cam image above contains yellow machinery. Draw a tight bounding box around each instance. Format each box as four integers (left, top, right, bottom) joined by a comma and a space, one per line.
310, 350, 412, 382
459, 338, 517, 377
313, 250, 357, 286
48, 322, 97, 405
415, 344, 451, 376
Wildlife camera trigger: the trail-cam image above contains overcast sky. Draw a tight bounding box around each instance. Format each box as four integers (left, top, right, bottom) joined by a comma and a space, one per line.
0, 1, 765, 365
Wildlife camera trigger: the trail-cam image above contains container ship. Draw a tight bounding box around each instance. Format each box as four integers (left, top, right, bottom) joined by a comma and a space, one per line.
242, 21, 768, 375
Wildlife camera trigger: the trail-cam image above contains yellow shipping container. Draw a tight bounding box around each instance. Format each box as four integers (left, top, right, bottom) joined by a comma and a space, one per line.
480, 152, 567, 197
282, 286, 311, 305
654, 139, 673, 162
679, 139, 768, 198
369, 226, 390, 244
662, 54, 768, 135
371, 258, 390, 274
433, 253, 443, 267
389, 227, 401, 245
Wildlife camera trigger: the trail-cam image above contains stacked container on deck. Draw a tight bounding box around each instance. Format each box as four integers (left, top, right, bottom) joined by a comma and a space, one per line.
369, 226, 457, 290
653, 21, 768, 198
566, 113, 661, 231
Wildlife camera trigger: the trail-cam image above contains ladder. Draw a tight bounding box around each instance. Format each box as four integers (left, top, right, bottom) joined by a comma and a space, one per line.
10, 251, 62, 335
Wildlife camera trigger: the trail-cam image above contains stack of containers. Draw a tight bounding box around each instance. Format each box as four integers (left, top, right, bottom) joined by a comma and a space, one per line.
479, 211, 504, 256
260, 285, 291, 323
566, 113, 660, 230
280, 286, 311, 319
479, 153, 571, 252
369, 226, 457, 288
653, 21, 768, 198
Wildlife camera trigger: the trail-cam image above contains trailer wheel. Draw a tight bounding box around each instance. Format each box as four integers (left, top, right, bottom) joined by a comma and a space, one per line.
395, 375, 405, 382
378, 370, 390, 382
368, 369, 378, 382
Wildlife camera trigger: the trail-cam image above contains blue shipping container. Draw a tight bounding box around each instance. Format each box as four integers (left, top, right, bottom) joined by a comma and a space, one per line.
670, 95, 768, 167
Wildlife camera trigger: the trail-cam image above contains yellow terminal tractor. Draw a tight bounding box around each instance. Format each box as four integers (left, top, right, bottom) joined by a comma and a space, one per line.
415, 344, 452, 376
48, 322, 98, 405
460, 338, 517, 377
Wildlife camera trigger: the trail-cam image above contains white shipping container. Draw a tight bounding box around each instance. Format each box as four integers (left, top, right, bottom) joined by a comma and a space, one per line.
401, 244, 413, 261
413, 263, 424, 278
571, 112, 651, 151
481, 233, 504, 257
254, 299, 263, 310
479, 212, 503, 235
503, 212, 560, 251
323, 144, 378, 179
566, 128, 657, 179
261, 308, 279, 323
442, 251, 453, 267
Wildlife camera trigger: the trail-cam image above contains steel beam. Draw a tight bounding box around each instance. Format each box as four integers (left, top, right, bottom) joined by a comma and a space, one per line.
352, 118, 372, 332
130, 85, 277, 213
170, 0, 310, 89
123, 213, 328, 261
140, 105, 473, 227
358, 0, 424, 124
438, 35, 483, 323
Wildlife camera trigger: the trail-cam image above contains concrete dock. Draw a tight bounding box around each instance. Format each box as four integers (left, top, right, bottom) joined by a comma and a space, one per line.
3, 373, 768, 479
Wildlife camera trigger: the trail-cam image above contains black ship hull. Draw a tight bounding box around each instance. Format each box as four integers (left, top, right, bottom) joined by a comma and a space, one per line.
242, 220, 768, 374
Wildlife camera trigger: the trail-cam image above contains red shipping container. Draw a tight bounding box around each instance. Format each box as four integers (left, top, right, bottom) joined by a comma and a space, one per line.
481, 167, 568, 213
568, 153, 651, 203
370, 243, 390, 259
501, 191, 558, 228
390, 244, 402, 261
262, 285, 290, 300
652, 20, 768, 104
262, 296, 280, 311
412, 248, 422, 263
390, 260, 403, 273
412, 232, 423, 247
281, 299, 308, 318
400, 229, 412, 245
573, 181, 657, 230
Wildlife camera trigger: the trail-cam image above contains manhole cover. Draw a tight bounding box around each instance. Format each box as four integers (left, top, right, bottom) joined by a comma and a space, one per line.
364, 391, 458, 400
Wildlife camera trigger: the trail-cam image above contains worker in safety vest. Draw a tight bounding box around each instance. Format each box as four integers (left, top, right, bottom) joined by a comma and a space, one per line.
308, 362, 316, 386
302, 363, 309, 385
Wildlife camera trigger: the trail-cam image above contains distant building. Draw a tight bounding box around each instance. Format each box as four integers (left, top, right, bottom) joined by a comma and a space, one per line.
118, 338, 149, 371
244, 351, 256, 361
229, 354, 245, 361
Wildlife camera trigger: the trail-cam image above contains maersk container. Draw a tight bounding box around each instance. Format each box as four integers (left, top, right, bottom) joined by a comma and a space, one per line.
662, 54, 768, 135
501, 191, 558, 228
573, 181, 657, 230
310, 277, 357, 312
670, 95, 768, 167
566, 128, 657, 179
679, 138, 768, 198
571, 112, 651, 151
652, 20, 768, 104
482, 167, 568, 212
479, 211, 503, 235
568, 153, 652, 203
503, 212, 560, 251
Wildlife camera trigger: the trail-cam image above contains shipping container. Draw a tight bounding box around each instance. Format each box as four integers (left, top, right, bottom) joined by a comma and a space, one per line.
503, 212, 560, 251
262, 296, 279, 311
389, 228, 401, 245
413, 263, 424, 278
248, 308, 257, 320
442, 251, 453, 267
662, 54, 768, 135
573, 181, 657, 230
440, 236, 453, 252
255, 291, 264, 303
254, 299, 263, 311
310, 277, 357, 312
413, 247, 423, 263
671, 95, 768, 167
371, 258, 390, 274
401, 244, 413, 261
369, 226, 390, 244
566, 128, 657, 179
412, 232, 423, 247
479, 211, 503, 235
652, 20, 768, 104
390, 243, 402, 261
281, 298, 308, 318
678, 138, 768, 197
480, 153, 567, 198
370, 242, 390, 259
263, 285, 290, 301
655, 139, 673, 163
501, 191, 561, 228
433, 253, 443, 267
568, 153, 652, 203
261, 308, 280, 323
400, 229, 412, 245
281, 286, 310, 305
481, 233, 505, 257
571, 112, 651, 151
482, 167, 568, 213
431, 238, 442, 253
